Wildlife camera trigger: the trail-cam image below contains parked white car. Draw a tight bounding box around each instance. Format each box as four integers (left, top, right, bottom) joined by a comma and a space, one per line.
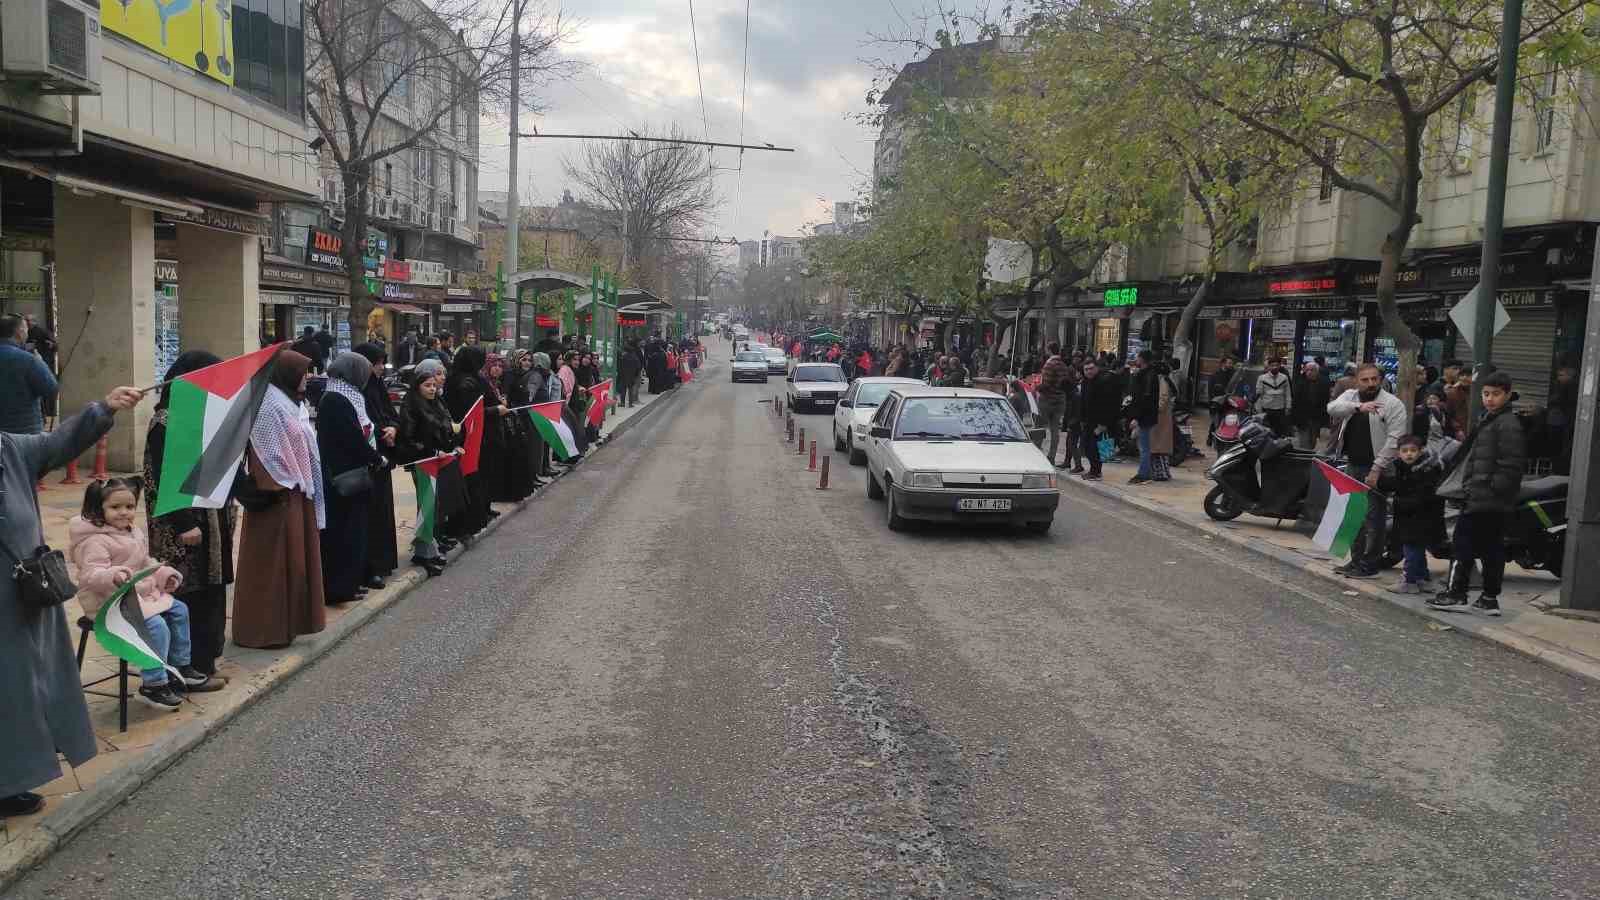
762, 346, 790, 373
833, 377, 925, 466
787, 363, 848, 412
731, 350, 769, 383
863, 386, 1059, 533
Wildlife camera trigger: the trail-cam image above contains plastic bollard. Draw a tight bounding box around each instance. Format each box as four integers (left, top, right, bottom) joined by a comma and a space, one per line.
59, 456, 80, 484
90, 436, 110, 480
797, 428, 806, 454
817, 455, 830, 490
809, 440, 817, 471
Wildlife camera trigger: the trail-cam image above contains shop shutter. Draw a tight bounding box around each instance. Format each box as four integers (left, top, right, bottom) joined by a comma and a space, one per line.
1457, 307, 1556, 409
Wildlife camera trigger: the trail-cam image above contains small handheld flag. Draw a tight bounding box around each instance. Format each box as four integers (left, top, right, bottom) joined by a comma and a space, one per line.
528, 401, 579, 460
1311, 460, 1371, 558
411, 454, 466, 544
154, 343, 285, 516
587, 379, 612, 428
94, 568, 184, 683
458, 396, 485, 476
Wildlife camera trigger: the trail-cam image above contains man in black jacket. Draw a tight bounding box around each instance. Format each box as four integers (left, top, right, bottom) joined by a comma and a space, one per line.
618, 339, 645, 407
1427, 371, 1526, 616
1127, 350, 1161, 484
1078, 359, 1123, 481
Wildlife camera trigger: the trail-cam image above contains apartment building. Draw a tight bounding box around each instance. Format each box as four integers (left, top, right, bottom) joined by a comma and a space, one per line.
0, 0, 318, 468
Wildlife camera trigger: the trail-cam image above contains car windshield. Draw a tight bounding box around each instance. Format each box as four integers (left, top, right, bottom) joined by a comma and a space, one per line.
736, 352, 765, 362
894, 397, 1027, 441
795, 367, 846, 383
853, 383, 899, 407
765, 349, 786, 358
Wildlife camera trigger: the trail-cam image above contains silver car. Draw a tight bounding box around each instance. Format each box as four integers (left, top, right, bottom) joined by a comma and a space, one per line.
833, 377, 925, 466
730, 350, 769, 383
763, 346, 789, 373
786, 362, 848, 412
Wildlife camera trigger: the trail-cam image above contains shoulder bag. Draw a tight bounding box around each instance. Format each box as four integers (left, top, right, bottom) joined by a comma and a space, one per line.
1, 480, 76, 609
331, 466, 374, 497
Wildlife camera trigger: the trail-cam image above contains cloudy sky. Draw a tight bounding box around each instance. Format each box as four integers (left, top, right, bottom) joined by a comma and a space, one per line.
476, 0, 983, 250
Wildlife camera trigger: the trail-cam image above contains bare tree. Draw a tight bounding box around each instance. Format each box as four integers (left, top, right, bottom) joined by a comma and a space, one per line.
304, 0, 575, 331
562, 125, 720, 294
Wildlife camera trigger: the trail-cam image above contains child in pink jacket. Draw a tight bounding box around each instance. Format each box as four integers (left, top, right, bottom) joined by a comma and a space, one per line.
68, 477, 220, 711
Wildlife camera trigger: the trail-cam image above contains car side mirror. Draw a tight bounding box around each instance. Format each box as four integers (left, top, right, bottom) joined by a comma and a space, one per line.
870, 425, 891, 439
787, 375, 794, 382
838, 399, 853, 409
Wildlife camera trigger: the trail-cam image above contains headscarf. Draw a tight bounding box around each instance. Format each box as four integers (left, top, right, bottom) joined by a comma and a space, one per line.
270, 350, 313, 401
326, 351, 375, 445
532, 352, 551, 371
413, 358, 445, 385
250, 352, 325, 528
157, 350, 222, 410
480, 352, 506, 404
452, 346, 487, 378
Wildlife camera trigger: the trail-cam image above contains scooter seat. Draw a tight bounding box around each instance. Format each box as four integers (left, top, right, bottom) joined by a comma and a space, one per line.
1517, 475, 1568, 502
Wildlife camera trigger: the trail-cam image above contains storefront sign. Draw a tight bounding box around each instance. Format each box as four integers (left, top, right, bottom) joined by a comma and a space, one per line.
99, 0, 231, 86
311, 271, 347, 292
1498, 288, 1557, 308
260, 292, 299, 306
383, 259, 412, 282
0, 233, 51, 253
1428, 258, 1542, 288
408, 260, 448, 286
261, 264, 306, 287
1268, 277, 1338, 295
1084, 308, 1124, 319
446, 287, 473, 298
155, 260, 179, 283
537, 315, 560, 328
307, 230, 346, 271
1353, 267, 1422, 290
0, 282, 43, 300
440, 303, 475, 313
618, 316, 647, 327
1228, 305, 1278, 319
1280, 296, 1355, 313
180, 206, 269, 237
382, 283, 417, 301
1104, 286, 1138, 307
1271, 319, 1298, 340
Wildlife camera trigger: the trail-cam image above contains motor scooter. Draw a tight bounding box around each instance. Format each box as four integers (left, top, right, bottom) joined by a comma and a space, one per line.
1428, 475, 1570, 580
1203, 418, 1322, 521
1210, 395, 1250, 454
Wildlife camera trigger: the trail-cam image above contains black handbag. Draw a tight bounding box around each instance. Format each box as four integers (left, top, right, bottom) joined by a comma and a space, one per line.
330, 466, 373, 497
1, 485, 76, 609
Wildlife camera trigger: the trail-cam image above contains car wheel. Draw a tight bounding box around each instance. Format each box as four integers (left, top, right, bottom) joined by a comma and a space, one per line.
834, 425, 845, 452
1026, 519, 1053, 535
867, 470, 884, 500
848, 436, 866, 467
886, 482, 908, 531
1202, 486, 1243, 521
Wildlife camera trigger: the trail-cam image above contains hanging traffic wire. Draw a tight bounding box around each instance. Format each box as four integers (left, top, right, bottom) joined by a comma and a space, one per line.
515, 132, 794, 153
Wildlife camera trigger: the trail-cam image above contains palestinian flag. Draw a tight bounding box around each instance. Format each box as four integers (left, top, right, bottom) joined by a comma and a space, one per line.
411, 454, 466, 544
587, 379, 612, 428
94, 568, 182, 682
1311, 460, 1370, 558
153, 343, 284, 516
528, 401, 579, 460
458, 396, 485, 476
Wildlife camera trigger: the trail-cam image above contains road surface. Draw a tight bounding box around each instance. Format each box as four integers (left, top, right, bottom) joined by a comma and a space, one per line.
14, 349, 1600, 898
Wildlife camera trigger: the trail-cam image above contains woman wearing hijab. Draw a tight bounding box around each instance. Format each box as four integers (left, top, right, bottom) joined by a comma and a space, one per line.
500, 351, 540, 499
575, 352, 597, 390
529, 353, 557, 478
564, 382, 592, 457
556, 352, 577, 401
144, 351, 235, 681
353, 343, 399, 583
318, 351, 386, 604
235, 350, 327, 648
478, 352, 517, 503
444, 346, 495, 536
396, 359, 456, 576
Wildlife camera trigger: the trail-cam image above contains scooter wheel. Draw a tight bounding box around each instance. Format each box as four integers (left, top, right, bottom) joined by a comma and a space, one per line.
1203, 486, 1243, 521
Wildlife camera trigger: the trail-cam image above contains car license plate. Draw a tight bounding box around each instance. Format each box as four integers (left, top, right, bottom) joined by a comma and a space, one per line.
815, 399, 834, 405
959, 498, 1011, 511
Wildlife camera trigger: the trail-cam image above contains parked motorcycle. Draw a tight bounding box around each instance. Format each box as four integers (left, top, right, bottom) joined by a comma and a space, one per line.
1203, 419, 1320, 522
1427, 475, 1569, 579
1210, 394, 1251, 453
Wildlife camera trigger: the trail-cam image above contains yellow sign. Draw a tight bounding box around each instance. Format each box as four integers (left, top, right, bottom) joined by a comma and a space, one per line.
100, 0, 234, 86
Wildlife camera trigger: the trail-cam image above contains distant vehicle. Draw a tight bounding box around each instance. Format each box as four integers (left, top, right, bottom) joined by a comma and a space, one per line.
833, 377, 924, 466
762, 347, 789, 373
731, 350, 769, 383
863, 386, 1059, 533
787, 362, 848, 412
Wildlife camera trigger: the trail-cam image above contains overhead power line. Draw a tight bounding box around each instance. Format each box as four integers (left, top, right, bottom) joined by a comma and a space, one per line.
515, 132, 794, 152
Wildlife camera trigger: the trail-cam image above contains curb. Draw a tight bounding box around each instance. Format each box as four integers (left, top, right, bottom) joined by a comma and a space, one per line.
0, 386, 683, 892
1061, 475, 1600, 686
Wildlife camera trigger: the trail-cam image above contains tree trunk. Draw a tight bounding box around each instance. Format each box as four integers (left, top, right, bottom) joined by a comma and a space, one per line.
1376, 224, 1421, 408
1042, 276, 1059, 354
1171, 274, 1212, 388
343, 170, 372, 342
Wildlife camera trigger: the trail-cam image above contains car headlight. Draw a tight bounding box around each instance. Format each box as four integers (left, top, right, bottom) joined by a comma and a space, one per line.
1020, 473, 1057, 490
908, 471, 942, 488
795, 388, 811, 397
853, 423, 869, 435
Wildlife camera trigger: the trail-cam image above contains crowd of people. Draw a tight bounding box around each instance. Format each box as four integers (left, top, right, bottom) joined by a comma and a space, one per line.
0, 323, 712, 821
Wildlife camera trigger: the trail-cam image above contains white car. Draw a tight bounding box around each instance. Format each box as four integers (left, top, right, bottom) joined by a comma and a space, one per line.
762, 346, 790, 374
833, 377, 925, 466
863, 386, 1060, 533
730, 350, 769, 383
786, 362, 848, 412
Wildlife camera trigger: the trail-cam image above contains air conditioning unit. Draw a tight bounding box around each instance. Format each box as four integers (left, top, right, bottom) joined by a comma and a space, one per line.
425, 212, 440, 231
442, 216, 457, 236
1, 0, 102, 94
397, 200, 414, 224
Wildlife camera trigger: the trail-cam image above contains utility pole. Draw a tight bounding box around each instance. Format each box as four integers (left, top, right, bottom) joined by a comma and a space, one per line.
1469, 0, 1524, 421
505, 0, 521, 326
1560, 231, 1600, 609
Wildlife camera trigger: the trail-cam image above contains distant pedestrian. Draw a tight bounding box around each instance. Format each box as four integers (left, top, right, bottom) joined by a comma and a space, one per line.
1035, 343, 1070, 467
0, 314, 57, 434
1379, 434, 1444, 595
1255, 357, 1292, 436
1127, 350, 1160, 484
1428, 371, 1526, 616
1079, 359, 1121, 481
1290, 361, 1330, 449
1326, 363, 1409, 579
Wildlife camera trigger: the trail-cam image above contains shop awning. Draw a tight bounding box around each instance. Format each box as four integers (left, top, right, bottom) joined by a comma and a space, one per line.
807, 330, 844, 343
380, 302, 429, 315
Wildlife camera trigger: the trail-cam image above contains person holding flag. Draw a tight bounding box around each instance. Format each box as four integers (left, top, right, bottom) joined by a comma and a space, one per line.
397, 360, 461, 577
2, 384, 142, 819
445, 347, 494, 536
317, 352, 387, 606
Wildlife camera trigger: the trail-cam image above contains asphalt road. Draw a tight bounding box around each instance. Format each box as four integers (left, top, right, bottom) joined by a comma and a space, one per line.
14, 344, 1600, 899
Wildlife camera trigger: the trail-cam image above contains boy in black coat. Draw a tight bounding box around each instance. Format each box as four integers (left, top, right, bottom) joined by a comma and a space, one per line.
1378, 434, 1444, 594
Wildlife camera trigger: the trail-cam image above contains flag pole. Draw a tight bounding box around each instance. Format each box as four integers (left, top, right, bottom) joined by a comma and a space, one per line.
398, 452, 460, 471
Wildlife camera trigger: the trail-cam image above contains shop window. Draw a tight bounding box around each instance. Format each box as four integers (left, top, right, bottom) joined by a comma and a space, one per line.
1534, 70, 1559, 154
232, 0, 304, 117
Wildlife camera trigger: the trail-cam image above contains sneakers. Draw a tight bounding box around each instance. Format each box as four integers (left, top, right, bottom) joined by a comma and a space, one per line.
137, 683, 183, 711
1391, 580, 1421, 594
1427, 592, 1470, 611
1472, 595, 1502, 617
1128, 475, 1152, 485
177, 666, 225, 692
1081, 472, 1101, 481
1070, 465, 1085, 474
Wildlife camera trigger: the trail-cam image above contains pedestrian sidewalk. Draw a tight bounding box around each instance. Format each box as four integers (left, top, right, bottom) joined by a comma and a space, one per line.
0, 376, 688, 888
1063, 443, 1600, 683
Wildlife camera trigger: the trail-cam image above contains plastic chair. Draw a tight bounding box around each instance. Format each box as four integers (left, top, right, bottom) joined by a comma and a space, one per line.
75, 615, 129, 733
